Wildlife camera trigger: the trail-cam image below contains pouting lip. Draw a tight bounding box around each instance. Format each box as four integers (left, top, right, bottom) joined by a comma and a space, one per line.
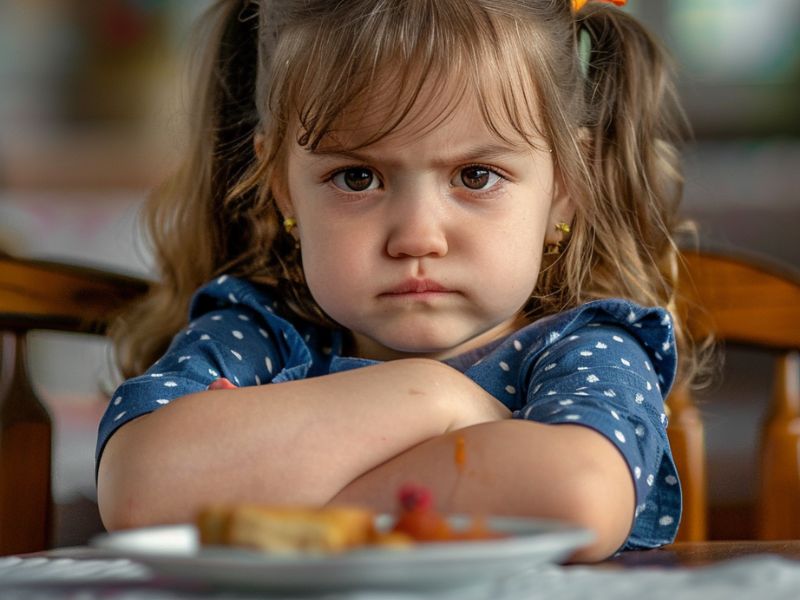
381, 279, 453, 295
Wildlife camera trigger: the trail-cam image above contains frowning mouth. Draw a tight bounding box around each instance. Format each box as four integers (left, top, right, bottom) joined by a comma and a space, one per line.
381, 279, 454, 296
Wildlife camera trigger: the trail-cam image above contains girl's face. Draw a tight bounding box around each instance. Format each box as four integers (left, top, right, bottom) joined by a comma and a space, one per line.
280, 89, 573, 361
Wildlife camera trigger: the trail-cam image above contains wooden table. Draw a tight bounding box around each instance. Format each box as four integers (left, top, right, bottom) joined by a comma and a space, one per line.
604, 540, 800, 568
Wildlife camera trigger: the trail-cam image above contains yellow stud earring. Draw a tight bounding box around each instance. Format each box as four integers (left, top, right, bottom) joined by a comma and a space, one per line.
544, 242, 563, 256
555, 222, 571, 235
283, 217, 297, 234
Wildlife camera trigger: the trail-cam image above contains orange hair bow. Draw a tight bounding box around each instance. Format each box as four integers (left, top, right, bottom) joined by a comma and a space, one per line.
572, 0, 626, 12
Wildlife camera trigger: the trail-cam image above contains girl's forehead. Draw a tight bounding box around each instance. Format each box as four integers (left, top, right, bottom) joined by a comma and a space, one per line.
312, 68, 544, 152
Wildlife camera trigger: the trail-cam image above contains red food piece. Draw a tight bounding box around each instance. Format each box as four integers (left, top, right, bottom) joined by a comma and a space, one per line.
392, 483, 452, 541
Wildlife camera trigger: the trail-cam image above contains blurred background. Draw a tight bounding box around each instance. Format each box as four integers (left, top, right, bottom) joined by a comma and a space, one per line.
0, 0, 798, 545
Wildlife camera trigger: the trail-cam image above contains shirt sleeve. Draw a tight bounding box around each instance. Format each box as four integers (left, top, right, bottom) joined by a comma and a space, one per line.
514, 323, 680, 549
95, 280, 304, 469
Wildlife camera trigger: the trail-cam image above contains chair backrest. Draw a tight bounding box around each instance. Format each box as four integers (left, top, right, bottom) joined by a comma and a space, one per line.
669, 249, 800, 541
0, 254, 147, 553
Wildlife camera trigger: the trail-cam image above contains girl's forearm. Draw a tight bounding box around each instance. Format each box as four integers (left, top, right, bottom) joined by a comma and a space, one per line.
97, 359, 506, 530
327, 420, 634, 562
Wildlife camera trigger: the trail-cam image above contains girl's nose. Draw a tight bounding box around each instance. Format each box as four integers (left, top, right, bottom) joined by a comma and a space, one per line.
385, 194, 449, 259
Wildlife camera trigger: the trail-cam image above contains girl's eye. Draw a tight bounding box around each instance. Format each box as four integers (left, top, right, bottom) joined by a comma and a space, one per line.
453, 166, 502, 191
331, 168, 380, 192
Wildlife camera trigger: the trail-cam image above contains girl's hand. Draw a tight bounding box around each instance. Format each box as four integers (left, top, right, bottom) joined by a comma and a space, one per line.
208, 377, 237, 390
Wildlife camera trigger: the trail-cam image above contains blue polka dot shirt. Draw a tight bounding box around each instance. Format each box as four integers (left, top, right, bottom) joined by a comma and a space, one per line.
97, 274, 681, 550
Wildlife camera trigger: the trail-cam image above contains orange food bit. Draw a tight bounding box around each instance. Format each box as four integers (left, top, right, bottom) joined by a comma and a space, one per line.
454, 435, 466, 469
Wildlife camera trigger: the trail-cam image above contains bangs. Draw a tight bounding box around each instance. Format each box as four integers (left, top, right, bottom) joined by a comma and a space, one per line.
265, 0, 550, 152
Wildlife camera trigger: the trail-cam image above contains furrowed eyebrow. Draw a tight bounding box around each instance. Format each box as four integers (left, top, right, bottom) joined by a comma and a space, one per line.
308, 143, 526, 167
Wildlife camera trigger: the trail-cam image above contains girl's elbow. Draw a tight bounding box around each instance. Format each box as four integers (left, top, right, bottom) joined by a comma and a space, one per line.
565, 471, 635, 562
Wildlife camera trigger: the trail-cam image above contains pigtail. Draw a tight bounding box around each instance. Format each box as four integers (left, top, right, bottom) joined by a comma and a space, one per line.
111, 0, 274, 378
571, 4, 697, 382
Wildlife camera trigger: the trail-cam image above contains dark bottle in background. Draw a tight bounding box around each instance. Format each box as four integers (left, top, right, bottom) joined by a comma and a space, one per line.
0, 331, 52, 555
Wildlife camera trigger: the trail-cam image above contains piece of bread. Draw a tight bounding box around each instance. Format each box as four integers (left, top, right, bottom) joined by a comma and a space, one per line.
197, 505, 378, 554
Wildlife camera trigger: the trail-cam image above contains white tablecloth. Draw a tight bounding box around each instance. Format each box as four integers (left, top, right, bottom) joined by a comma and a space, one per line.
1, 553, 799, 599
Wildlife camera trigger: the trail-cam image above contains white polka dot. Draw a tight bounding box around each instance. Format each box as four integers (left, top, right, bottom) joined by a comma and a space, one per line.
259, 328, 269, 338
544, 363, 557, 371
659, 515, 674, 527
505, 385, 516, 394
548, 331, 560, 343
150, 373, 164, 378
620, 358, 631, 366
546, 390, 557, 396
634, 393, 644, 404
211, 315, 222, 321
633, 323, 642, 328
603, 389, 616, 397
231, 350, 242, 360
513, 339, 522, 351
217, 275, 228, 284
304, 333, 311, 342
114, 411, 126, 421
565, 414, 581, 421
577, 366, 589, 371
113, 396, 122, 406
164, 381, 178, 388
234, 376, 240, 386
635, 505, 644, 518
595, 342, 607, 349
660, 413, 667, 424
232, 330, 244, 340
559, 399, 574, 406
610, 410, 620, 420
644, 361, 651, 371
586, 374, 599, 383
635, 425, 646, 437
209, 369, 219, 377
614, 430, 626, 443
665, 475, 678, 486
533, 383, 542, 394
228, 293, 238, 304
580, 351, 592, 357
178, 355, 191, 363
627, 310, 636, 323
568, 335, 580, 341
612, 335, 624, 343
662, 314, 671, 326
634, 466, 641, 479
646, 381, 652, 391
662, 341, 670, 352
238, 314, 250, 321
574, 391, 589, 396
499, 361, 510, 372
655, 351, 663, 361
200, 334, 211, 341
255, 375, 262, 385
265, 357, 273, 374
156, 399, 170, 405
647, 474, 655, 486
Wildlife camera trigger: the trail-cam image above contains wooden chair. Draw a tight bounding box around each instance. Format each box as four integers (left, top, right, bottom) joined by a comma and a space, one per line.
0, 253, 147, 554
669, 248, 800, 541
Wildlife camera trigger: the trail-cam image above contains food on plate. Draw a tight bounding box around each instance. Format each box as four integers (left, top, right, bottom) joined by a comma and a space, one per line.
198, 483, 503, 554
198, 505, 385, 554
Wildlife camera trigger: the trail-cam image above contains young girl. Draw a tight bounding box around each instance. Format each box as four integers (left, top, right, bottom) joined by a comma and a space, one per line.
97, 0, 691, 562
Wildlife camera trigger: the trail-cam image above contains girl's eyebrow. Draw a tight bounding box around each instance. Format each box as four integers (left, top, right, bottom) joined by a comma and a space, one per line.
308, 143, 527, 167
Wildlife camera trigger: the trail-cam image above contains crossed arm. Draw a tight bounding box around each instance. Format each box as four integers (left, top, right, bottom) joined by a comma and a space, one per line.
97, 359, 633, 562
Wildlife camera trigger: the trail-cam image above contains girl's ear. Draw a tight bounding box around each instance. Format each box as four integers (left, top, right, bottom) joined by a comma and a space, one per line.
256, 131, 295, 218
544, 173, 577, 245
254, 132, 266, 161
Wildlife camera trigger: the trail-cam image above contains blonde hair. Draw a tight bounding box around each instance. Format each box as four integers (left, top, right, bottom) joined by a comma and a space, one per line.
113, 0, 696, 384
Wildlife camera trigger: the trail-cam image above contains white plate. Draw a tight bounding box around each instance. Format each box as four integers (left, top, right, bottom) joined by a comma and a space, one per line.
91, 515, 593, 592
